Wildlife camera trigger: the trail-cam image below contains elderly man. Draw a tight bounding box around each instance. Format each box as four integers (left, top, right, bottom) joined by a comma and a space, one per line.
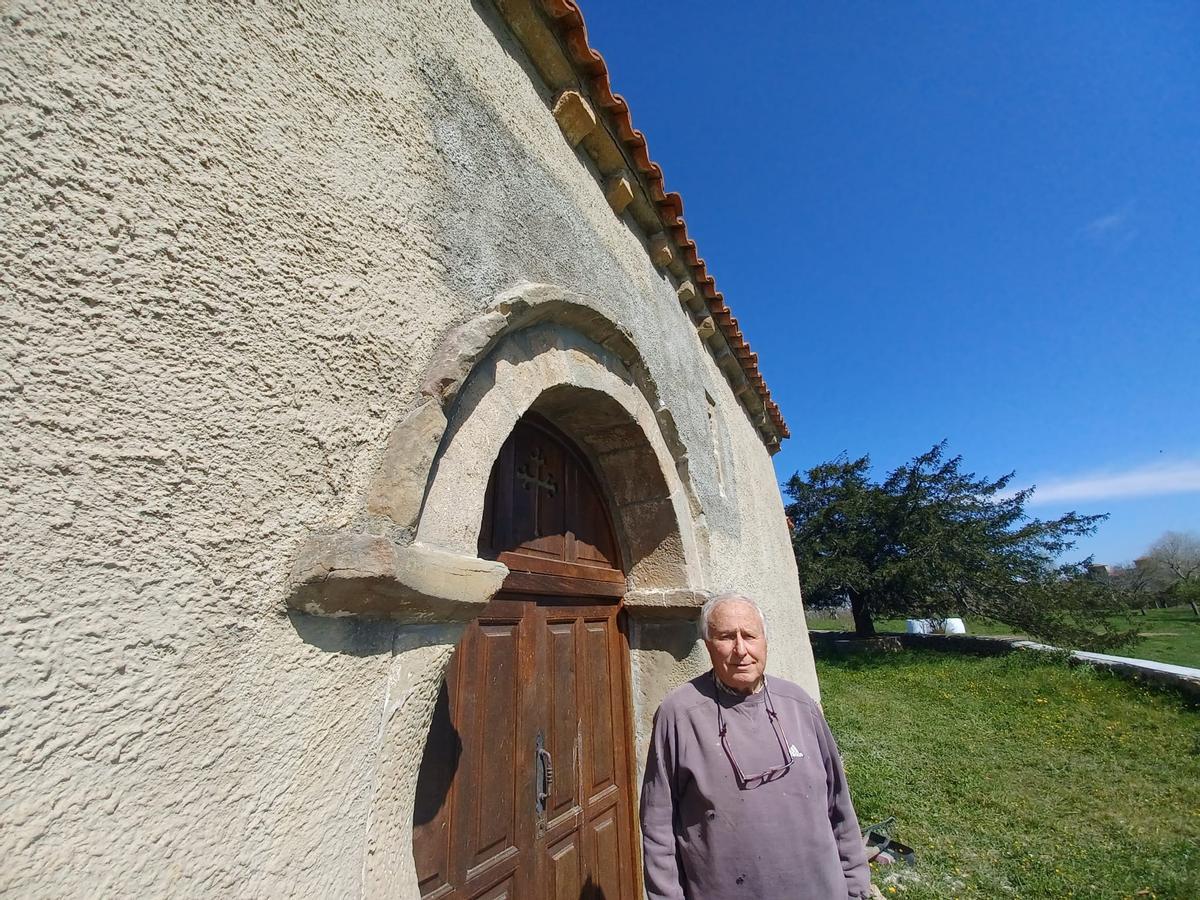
640, 592, 872, 900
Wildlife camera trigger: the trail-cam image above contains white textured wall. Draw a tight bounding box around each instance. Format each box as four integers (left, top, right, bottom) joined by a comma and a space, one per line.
0, 0, 811, 894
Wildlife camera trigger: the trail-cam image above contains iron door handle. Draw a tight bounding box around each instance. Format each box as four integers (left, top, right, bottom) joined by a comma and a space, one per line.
537, 747, 554, 803
535, 731, 554, 815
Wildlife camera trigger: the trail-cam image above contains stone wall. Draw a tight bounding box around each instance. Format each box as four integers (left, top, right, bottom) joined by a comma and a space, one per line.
0, 0, 815, 894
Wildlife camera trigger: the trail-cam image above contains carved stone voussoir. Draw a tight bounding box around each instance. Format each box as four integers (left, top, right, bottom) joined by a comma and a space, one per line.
287, 532, 508, 622
420, 311, 509, 404
366, 399, 448, 528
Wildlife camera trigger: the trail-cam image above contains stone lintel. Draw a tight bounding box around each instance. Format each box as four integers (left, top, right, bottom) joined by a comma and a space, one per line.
696, 316, 716, 339
553, 90, 598, 147
605, 173, 634, 215
288, 533, 507, 622
623, 588, 710, 619
649, 232, 674, 268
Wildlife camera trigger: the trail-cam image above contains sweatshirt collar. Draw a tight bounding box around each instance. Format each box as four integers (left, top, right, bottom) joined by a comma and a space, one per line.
713, 670, 765, 698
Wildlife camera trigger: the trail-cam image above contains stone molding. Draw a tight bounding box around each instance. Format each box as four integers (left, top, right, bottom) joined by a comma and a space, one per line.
373, 281, 692, 533
623, 588, 711, 619
414, 320, 702, 590
287, 281, 706, 620
286, 536, 507, 622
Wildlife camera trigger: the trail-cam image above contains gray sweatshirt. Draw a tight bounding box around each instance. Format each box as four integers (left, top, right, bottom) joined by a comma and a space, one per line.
640, 672, 871, 900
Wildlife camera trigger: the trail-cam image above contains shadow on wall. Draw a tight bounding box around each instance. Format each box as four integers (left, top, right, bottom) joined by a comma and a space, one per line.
413, 678, 462, 827
286, 611, 398, 657
634, 619, 702, 664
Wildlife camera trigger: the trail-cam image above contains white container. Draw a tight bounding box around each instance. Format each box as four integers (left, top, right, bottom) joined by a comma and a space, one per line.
906, 617, 967, 634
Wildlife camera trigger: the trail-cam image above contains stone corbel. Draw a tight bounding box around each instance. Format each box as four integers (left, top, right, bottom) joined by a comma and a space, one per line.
552, 90, 597, 147
649, 232, 674, 269
287, 534, 507, 621
605, 172, 635, 215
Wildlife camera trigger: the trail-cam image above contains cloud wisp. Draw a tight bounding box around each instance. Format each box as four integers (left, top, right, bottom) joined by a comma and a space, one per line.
1083, 210, 1127, 237
1022, 459, 1200, 506
1079, 204, 1137, 247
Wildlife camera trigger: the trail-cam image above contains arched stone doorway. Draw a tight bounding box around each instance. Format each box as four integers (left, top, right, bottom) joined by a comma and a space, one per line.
290, 285, 718, 897
413, 415, 639, 899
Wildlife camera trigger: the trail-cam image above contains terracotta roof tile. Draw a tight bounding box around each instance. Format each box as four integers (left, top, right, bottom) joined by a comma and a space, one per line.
539, 0, 789, 441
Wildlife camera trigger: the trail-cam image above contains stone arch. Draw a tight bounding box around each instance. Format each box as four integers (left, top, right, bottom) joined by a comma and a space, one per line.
287, 282, 706, 621
416, 321, 701, 591
363, 280, 700, 537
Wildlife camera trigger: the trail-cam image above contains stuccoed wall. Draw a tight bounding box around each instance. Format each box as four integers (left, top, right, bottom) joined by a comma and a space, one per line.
0, 0, 815, 895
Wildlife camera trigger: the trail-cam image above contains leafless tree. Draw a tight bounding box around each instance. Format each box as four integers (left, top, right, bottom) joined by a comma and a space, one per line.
1147, 531, 1200, 581
1145, 531, 1200, 614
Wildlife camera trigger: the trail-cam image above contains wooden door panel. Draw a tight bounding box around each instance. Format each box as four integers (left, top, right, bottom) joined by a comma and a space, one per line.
413, 677, 457, 898
546, 831, 583, 900
462, 623, 522, 872
583, 621, 617, 799
511, 428, 567, 562
468, 874, 516, 900
587, 804, 623, 900
479, 418, 622, 578
546, 621, 580, 824
415, 600, 637, 900
570, 473, 618, 571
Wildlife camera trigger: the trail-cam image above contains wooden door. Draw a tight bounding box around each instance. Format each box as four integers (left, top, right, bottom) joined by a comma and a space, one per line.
413, 419, 639, 900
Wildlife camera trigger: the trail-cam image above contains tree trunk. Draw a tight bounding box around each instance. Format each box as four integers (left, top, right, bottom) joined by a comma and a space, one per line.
849, 591, 876, 637
1190, 601, 1199, 618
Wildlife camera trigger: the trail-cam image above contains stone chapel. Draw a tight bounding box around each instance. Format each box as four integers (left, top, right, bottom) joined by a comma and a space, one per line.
1, 1, 818, 896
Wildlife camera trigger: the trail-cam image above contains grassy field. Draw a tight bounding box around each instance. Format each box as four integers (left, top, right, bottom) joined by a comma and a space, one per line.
806, 606, 1200, 668
819, 649, 1200, 899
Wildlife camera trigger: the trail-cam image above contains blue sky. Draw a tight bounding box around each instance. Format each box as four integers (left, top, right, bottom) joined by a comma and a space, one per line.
579, 0, 1200, 565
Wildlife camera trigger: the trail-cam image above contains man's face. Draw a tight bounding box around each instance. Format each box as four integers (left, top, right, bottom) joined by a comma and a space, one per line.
704, 600, 767, 692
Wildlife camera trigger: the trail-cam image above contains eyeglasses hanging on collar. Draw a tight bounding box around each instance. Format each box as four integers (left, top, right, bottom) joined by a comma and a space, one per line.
716, 674, 796, 789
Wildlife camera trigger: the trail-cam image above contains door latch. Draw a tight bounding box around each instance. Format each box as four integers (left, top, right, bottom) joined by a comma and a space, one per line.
535, 730, 554, 817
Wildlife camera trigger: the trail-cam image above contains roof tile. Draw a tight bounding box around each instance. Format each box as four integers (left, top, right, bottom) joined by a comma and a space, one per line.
539, 0, 790, 440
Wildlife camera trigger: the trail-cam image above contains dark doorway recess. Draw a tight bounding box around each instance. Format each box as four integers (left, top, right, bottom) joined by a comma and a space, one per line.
413, 417, 640, 899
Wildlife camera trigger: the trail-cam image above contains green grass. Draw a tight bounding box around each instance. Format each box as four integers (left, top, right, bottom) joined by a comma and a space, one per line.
806, 606, 1200, 668
1114, 607, 1200, 668
818, 649, 1200, 899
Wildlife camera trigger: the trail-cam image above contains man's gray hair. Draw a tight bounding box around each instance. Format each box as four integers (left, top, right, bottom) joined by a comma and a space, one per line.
700, 591, 768, 640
